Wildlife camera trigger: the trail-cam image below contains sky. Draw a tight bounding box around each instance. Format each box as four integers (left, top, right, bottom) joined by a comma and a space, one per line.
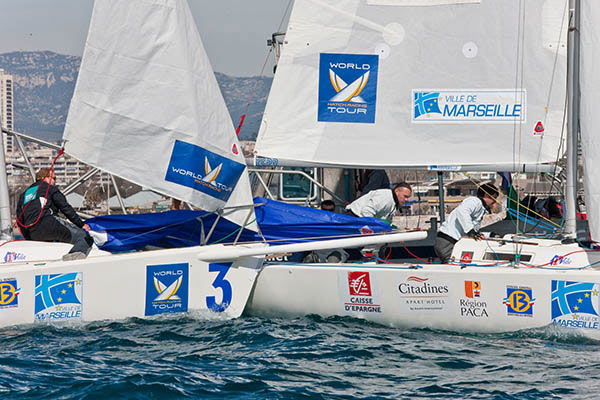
0, 0, 293, 77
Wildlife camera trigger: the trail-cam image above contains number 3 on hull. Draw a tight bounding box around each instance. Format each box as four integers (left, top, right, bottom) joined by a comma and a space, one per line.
207, 263, 233, 312
196, 256, 264, 318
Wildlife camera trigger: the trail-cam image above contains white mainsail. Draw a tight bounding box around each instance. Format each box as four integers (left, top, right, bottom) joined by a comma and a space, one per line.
579, 0, 598, 241
63, 0, 256, 229
255, 0, 568, 169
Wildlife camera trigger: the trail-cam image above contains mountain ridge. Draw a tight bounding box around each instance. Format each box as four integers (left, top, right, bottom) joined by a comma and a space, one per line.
0, 50, 271, 142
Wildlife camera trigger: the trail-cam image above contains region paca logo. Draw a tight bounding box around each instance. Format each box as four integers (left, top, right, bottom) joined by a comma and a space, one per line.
503, 286, 534, 317
464, 281, 481, 298
145, 263, 189, 316
35, 272, 83, 322
348, 271, 372, 297
460, 281, 487, 318
551, 280, 600, 330
165, 140, 246, 202
318, 53, 379, 123
0, 278, 20, 308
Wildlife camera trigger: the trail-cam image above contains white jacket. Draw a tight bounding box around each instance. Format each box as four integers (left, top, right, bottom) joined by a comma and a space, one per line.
438, 196, 488, 241
345, 188, 396, 222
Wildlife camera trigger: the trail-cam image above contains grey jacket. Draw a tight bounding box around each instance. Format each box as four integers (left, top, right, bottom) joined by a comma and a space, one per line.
345, 188, 396, 222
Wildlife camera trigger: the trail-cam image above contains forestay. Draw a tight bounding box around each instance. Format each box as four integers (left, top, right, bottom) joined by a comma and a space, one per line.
580, 0, 599, 241
255, 0, 568, 168
63, 0, 255, 228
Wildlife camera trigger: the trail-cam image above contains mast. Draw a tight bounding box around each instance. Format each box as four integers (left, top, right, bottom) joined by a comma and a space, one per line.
0, 128, 13, 240
564, 0, 580, 238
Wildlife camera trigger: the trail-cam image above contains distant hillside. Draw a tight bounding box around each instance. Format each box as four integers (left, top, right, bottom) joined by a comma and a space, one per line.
0, 51, 272, 142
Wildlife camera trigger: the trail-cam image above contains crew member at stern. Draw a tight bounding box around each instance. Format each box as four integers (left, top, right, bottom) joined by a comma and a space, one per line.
434, 183, 500, 264
16, 168, 93, 261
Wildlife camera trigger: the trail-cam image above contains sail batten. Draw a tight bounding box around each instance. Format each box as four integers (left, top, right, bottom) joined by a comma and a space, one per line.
63, 0, 255, 229
255, 0, 568, 168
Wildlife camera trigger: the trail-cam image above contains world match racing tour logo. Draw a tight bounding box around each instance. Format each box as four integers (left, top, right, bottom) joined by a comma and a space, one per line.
412, 89, 527, 123
165, 140, 246, 202
318, 53, 379, 123
145, 263, 189, 316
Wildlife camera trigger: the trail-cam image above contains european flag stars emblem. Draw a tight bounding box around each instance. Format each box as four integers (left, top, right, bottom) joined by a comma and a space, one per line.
551, 280, 600, 330
413, 92, 441, 119
552, 281, 599, 319
35, 272, 83, 321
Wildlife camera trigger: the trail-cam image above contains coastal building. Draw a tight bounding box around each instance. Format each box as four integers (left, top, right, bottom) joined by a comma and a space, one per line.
0, 68, 14, 153
7, 142, 110, 187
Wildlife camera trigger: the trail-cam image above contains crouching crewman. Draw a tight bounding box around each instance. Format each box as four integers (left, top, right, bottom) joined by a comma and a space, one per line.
16, 168, 93, 261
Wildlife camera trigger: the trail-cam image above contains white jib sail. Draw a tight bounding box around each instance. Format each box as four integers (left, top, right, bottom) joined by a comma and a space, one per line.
580, 0, 599, 241
63, 0, 256, 230
255, 0, 568, 168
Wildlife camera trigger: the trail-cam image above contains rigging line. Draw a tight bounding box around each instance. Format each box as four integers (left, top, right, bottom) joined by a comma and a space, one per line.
277, 0, 294, 32
518, 84, 569, 236
235, 0, 292, 136
99, 215, 217, 245
530, 1, 570, 207
543, 0, 569, 121
533, 1, 569, 162
522, 29, 571, 236
463, 172, 562, 230
235, 50, 271, 136
402, 241, 432, 264
414, 170, 421, 230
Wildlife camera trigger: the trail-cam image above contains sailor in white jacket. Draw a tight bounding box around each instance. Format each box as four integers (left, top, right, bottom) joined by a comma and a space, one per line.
345, 182, 412, 223
434, 183, 500, 263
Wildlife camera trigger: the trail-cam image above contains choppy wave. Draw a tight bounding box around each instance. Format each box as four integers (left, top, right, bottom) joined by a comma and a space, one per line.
1, 315, 600, 399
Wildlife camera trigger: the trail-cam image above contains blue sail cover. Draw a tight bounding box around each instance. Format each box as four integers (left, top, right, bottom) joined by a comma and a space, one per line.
86, 197, 393, 252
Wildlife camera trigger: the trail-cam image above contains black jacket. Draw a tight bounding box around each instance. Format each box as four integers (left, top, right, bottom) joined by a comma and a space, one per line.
16, 180, 85, 230
361, 170, 391, 195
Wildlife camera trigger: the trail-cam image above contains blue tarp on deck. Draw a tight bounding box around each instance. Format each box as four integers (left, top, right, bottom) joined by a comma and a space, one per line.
86, 197, 393, 252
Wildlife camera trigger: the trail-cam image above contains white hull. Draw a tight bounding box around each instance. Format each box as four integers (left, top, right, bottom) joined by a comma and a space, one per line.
3, 236, 600, 340
0, 242, 263, 327
247, 238, 600, 338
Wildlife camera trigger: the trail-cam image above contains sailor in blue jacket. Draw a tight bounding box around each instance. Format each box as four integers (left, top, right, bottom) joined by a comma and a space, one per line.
16, 168, 93, 261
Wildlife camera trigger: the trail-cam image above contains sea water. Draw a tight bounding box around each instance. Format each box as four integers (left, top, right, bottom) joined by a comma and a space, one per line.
0, 314, 599, 399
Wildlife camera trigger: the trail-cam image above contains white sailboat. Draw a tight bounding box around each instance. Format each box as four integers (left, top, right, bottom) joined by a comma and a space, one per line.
0, 0, 423, 328
242, 0, 600, 338
0, 0, 265, 326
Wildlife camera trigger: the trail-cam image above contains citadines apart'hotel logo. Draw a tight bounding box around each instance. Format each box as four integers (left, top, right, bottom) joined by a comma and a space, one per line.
318, 53, 379, 123
165, 140, 246, 202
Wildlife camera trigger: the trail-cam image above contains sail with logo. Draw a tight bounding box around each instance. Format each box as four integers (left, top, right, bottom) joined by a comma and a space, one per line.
63, 0, 256, 228
255, 0, 568, 170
